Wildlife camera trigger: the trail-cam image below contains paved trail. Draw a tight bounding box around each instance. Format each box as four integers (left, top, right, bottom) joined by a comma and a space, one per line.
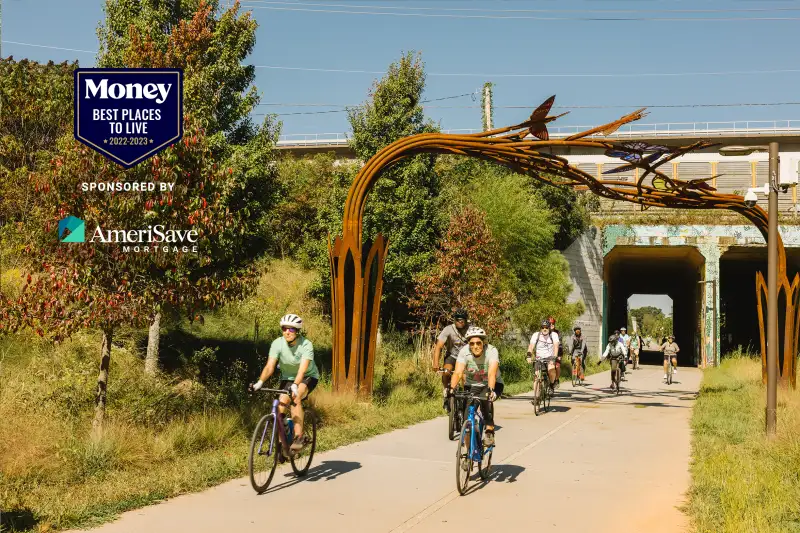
69, 364, 700, 533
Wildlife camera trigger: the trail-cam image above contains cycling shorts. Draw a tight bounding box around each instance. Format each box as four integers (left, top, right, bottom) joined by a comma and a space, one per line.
279, 376, 318, 398
443, 354, 458, 368
664, 353, 677, 361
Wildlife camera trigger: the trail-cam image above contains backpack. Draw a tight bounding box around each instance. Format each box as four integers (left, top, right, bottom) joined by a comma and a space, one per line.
608, 342, 624, 359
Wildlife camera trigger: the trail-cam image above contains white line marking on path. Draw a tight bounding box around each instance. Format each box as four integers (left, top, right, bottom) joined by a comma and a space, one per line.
387, 412, 585, 533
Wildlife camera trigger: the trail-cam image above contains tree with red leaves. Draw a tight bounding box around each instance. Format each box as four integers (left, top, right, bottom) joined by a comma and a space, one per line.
409, 205, 514, 336
0, 118, 257, 435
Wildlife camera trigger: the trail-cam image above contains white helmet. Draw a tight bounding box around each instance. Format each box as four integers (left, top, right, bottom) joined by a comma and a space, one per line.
280, 314, 303, 329
465, 326, 487, 340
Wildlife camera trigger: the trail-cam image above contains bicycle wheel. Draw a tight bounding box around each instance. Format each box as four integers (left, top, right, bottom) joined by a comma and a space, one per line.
616, 370, 621, 395
572, 362, 579, 387
544, 381, 551, 411
290, 409, 317, 476
479, 442, 493, 481
448, 396, 457, 440
667, 363, 673, 385
533, 378, 541, 416
456, 420, 473, 495
249, 414, 279, 494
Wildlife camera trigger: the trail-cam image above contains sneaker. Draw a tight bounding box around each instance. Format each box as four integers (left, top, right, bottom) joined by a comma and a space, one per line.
663, 374, 668, 380
673, 368, 677, 373
483, 431, 495, 447
290, 434, 306, 453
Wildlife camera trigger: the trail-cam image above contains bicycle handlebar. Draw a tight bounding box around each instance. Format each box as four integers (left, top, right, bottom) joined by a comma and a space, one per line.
251, 387, 304, 406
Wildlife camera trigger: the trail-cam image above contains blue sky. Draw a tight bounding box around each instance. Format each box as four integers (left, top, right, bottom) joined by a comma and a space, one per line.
3, 0, 800, 137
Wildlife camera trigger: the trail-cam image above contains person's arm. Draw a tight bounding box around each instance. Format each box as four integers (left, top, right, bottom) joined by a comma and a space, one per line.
553, 334, 560, 359
252, 357, 278, 390
674, 343, 680, 353
581, 338, 588, 356
450, 360, 466, 390
432, 339, 446, 369
488, 359, 499, 392
526, 334, 536, 362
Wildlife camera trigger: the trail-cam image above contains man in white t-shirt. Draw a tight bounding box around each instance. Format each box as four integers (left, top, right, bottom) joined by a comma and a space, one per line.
526, 319, 560, 388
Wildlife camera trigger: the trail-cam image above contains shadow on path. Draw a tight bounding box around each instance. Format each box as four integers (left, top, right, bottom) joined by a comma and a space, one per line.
260, 460, 362, 495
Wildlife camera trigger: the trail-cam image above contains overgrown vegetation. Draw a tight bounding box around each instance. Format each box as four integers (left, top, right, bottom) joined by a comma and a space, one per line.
687, 352, 800, 533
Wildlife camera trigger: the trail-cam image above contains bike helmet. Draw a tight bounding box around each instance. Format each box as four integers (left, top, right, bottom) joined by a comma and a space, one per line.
540, 319, 551, 329
668, 334, 675, 340
608, 334, 618, 343
279, 314, 303, 329
453, 308, 469, 320
620, 326, 627, 332
465, 326, 487, 340
574, 326, 582, 332
548, 316, 556, 326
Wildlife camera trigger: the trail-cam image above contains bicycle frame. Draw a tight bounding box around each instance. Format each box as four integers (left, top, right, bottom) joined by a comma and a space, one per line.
256, 389, 298, 458
463, 396, 493, 461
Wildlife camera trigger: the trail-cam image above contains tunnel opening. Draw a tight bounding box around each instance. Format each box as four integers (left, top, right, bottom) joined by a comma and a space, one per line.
605, 246, 704, 367
719, 246, 800, 363
627, 293, 674, 365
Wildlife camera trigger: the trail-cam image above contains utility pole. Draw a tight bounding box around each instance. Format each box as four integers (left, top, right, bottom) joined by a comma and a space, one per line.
482, 82, 493, 131
766, 141, 779, 437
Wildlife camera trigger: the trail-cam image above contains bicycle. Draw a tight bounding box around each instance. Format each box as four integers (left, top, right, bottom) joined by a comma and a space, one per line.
455, 383, 494, 495
248, 387, 318, 494
531, 358, 553, 416
609, 356, 622, 395
571, 354, 584, 387
665, 355, 674, 385
439, 369, 466, 441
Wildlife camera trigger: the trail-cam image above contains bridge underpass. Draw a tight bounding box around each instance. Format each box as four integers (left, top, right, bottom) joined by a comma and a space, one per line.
605, 246, 704, 366
720, 246, 800, 358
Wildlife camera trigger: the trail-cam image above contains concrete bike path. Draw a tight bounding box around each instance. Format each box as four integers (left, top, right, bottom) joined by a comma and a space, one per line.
68, 364, 700, 533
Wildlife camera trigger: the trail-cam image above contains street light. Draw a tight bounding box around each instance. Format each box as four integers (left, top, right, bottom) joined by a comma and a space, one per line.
698, 280, 718, 368
719, 142, 779, 437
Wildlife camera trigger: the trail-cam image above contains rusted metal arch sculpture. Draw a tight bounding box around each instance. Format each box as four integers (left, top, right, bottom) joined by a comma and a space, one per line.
329, 97, 797, 395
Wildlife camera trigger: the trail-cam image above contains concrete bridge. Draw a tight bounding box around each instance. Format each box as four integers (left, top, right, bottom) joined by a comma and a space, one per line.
278, 121, 800, 367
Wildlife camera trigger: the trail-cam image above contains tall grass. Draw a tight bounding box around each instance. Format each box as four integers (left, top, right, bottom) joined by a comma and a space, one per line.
687, 355, 800, 533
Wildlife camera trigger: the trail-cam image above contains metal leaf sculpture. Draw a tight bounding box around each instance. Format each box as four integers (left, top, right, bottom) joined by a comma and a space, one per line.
329, 95, 796, 395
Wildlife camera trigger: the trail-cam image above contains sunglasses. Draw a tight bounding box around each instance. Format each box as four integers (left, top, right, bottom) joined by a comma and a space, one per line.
469, 340, 483, 346
281, 327, 298, 333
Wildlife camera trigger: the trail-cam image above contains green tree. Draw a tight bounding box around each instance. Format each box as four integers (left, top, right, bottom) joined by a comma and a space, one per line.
344, 51, 445, 323
96, 0, 279, 372
97, 0, 260, 147
408, 205, 514, 335
0, 120, 257, 435
448, 161, 583, 333
0, 59, 77, 233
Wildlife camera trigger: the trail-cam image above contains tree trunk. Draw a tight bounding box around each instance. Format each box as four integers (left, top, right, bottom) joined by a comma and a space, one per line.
144, 311, 161, 375
92, 327, 113, 438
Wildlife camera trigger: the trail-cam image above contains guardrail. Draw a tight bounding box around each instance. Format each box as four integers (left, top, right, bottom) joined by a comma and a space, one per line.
276, 121, 800, 147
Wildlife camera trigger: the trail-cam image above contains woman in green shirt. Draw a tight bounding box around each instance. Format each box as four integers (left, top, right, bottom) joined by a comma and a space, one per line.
250, 314, 320, 452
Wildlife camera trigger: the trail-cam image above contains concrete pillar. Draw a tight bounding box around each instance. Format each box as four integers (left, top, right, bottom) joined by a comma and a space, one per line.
699, 243, 721, 367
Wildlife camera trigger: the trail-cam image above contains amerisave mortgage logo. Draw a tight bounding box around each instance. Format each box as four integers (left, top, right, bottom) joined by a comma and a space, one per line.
74, 68, 183, 169
58, 217, 198, 254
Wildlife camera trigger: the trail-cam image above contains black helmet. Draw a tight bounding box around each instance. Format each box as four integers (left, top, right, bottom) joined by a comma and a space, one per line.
454, 309, 468, 320
608, 335, 618, 343
574, 326, 581, 332
540, 319, 551, 329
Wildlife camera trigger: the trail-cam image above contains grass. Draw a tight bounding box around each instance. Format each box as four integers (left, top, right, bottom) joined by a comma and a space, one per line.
686, 352, 800, 533
0, 258, 610, 532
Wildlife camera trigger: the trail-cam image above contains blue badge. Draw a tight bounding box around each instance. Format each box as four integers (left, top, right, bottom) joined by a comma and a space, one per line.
74, 68, 183, 168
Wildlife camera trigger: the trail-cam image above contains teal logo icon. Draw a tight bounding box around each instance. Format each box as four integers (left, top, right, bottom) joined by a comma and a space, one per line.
58, 216, 85, 243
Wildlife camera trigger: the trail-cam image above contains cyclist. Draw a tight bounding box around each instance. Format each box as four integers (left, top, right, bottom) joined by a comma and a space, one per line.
568, 326, 588, 380
661, 335, 680, 380
249, 314, 320, 452
602, 333, 625, 389
619, 327, 630, 379
630, 331, 643, 369
548, 316, 564, 388
449, 326, 503, 447
526, 319, 560, 391
433, 309, 470, 410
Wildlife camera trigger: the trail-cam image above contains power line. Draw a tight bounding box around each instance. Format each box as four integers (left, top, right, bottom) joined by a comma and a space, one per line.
5, 41, 800, 80
1, 40, 95, 55
239, 2, 800, 21
242, 0, 800, 15
263, 91, 476, 115
254, 64, 800, 78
